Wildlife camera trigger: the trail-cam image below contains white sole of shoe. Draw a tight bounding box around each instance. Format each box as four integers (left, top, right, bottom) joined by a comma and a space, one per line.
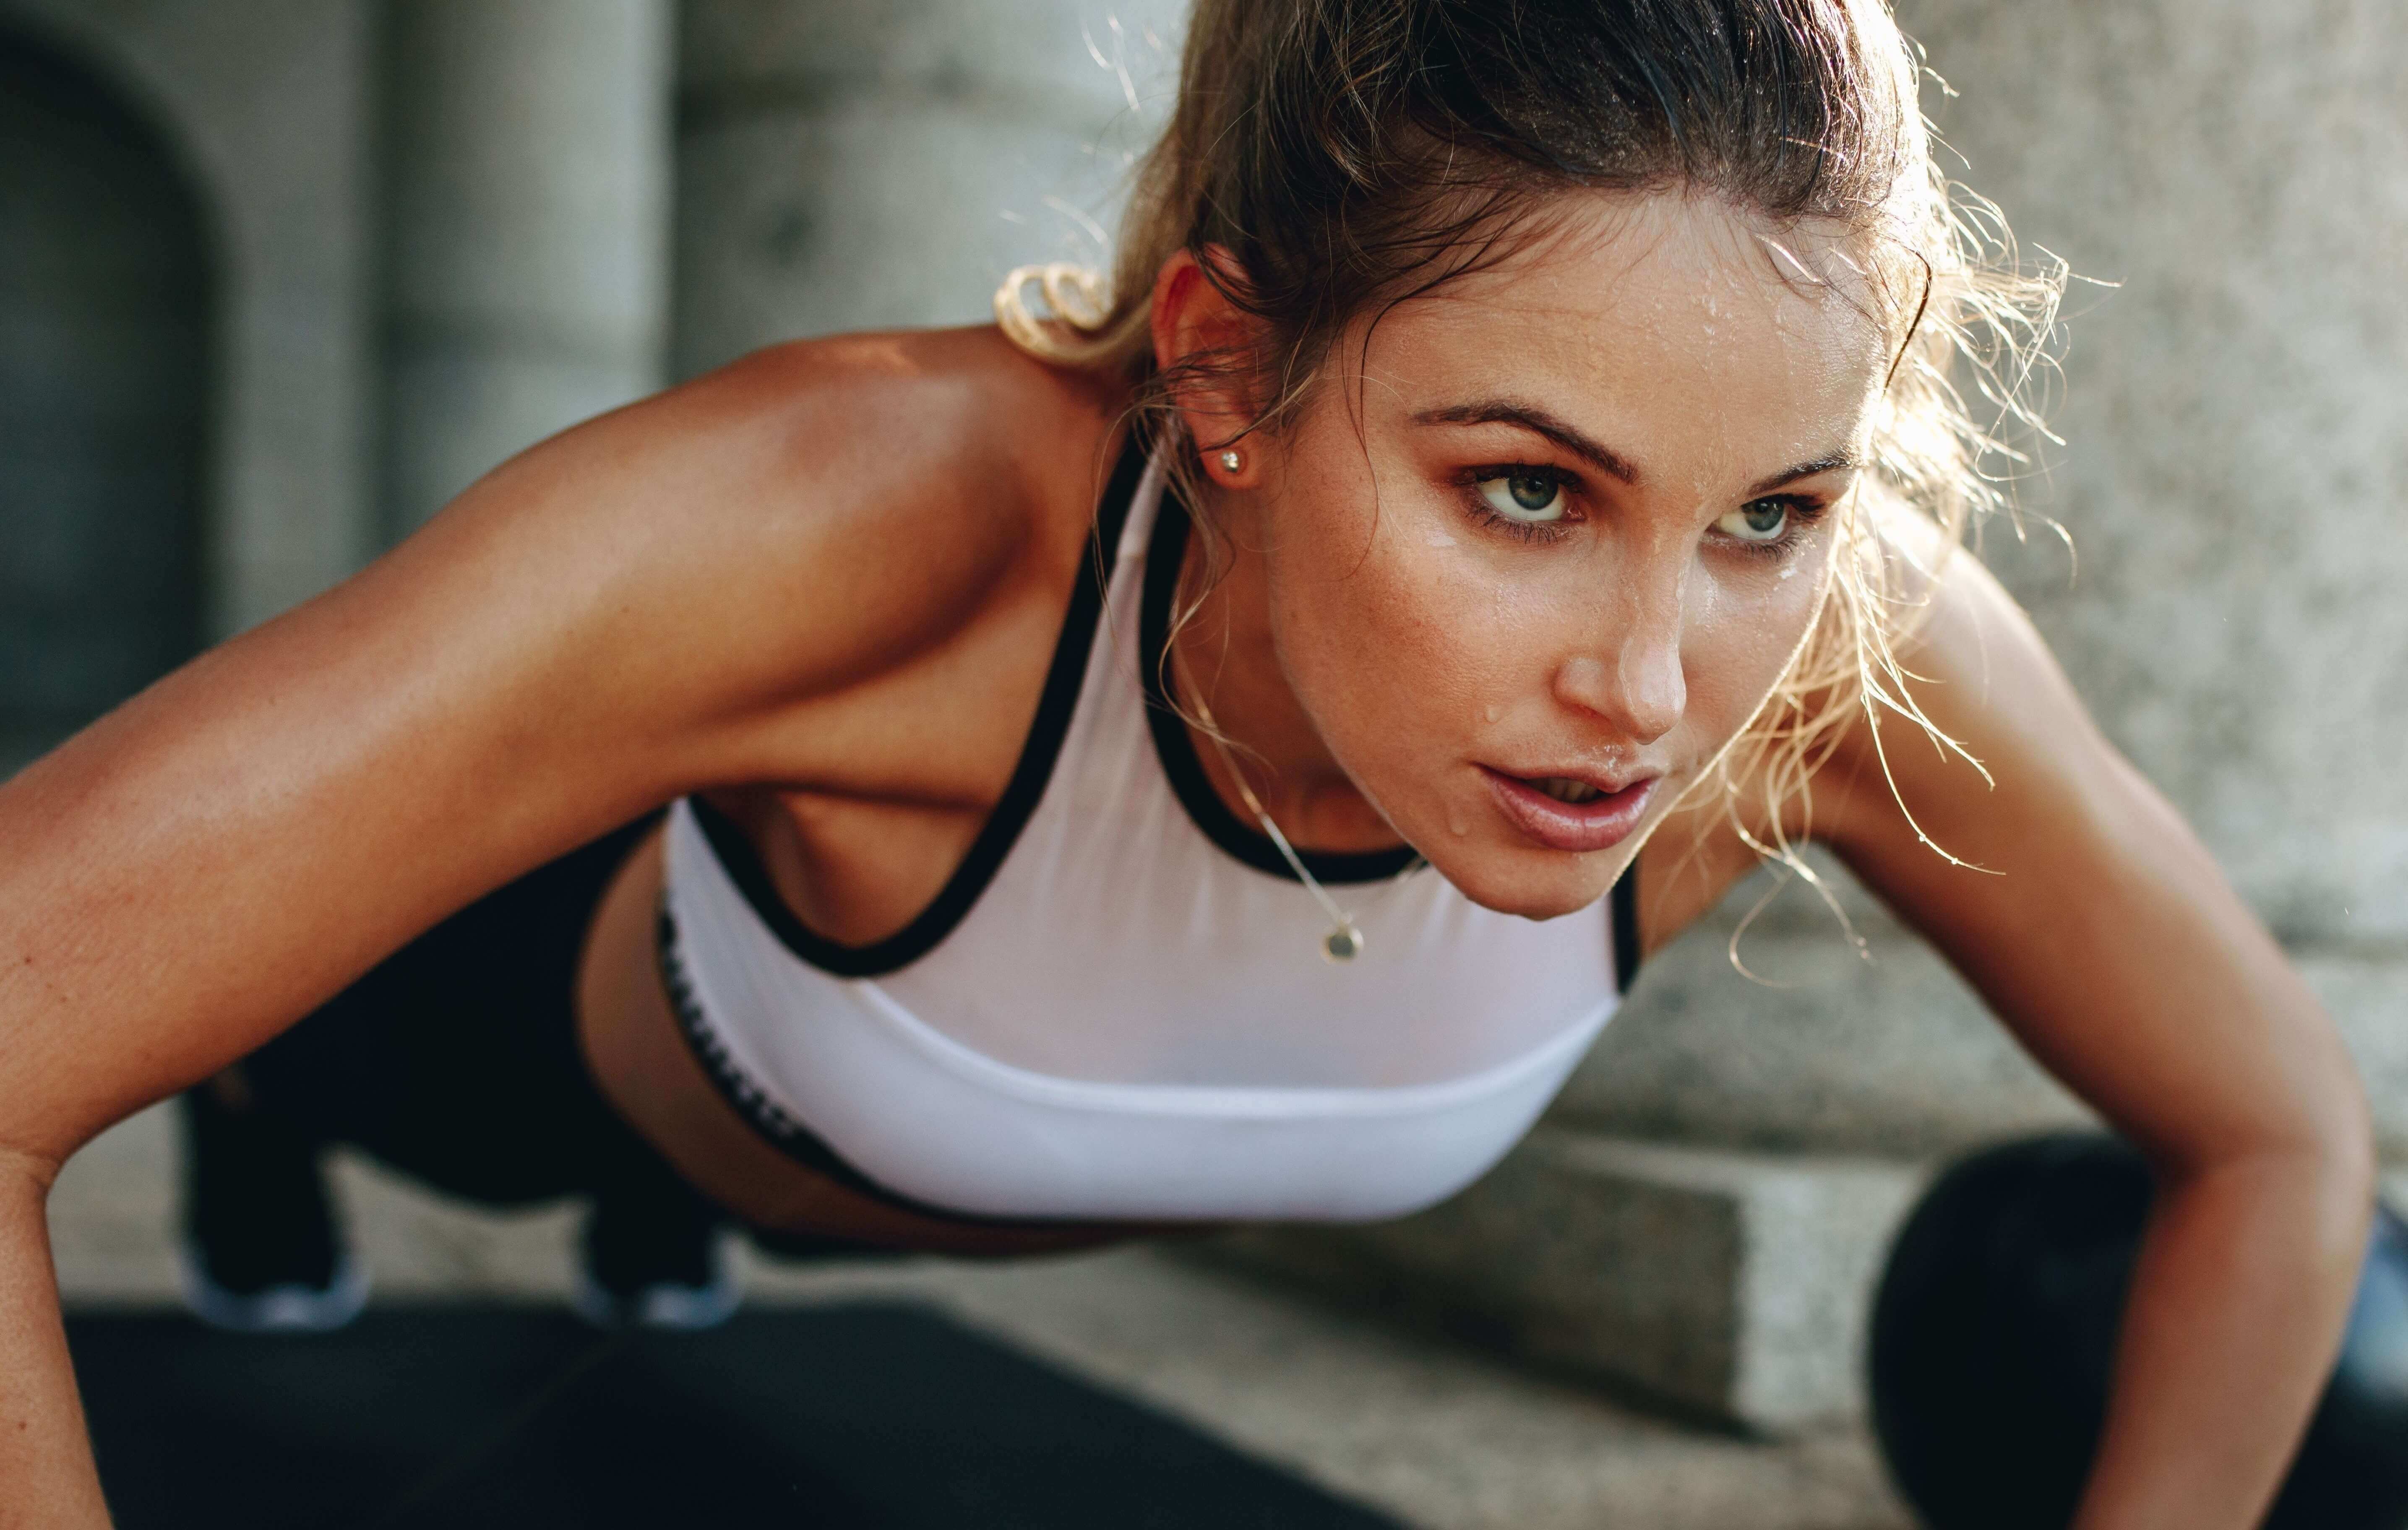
569, 1241, 742, 1332
175, 1242, 371, 1334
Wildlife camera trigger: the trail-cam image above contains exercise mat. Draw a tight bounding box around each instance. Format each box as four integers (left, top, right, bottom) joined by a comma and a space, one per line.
68, 1301, 1405, 1530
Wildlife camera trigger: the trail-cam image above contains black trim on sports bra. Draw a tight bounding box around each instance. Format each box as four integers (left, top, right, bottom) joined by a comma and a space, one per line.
1611, 866, 1641, 996
688, 436, 1147, 979
655, 906, 1033, 1227
1138, 471, 1647, 989
1138, 481, 1423, 887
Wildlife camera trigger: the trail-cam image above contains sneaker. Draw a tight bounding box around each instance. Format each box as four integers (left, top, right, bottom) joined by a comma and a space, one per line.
176, 1082, 368, 1334
176, 1240, 370, 1334
571, 1189, 740, 1331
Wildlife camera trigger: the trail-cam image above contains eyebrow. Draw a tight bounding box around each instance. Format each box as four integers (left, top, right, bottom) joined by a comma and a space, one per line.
1413, 398, 1863, 497
1412, 401, 1642, 485
1746, 452, 1862, 497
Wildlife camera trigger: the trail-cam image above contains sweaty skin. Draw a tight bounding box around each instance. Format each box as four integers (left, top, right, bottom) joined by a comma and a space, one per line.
1153, 196, 1885, 919
0, 190, 2373, 1529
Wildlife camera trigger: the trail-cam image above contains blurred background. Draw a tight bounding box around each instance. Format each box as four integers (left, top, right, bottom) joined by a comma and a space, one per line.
3, 1, 2403, 1526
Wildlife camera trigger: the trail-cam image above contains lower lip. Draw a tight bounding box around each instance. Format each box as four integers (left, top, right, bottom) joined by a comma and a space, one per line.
1480, 768, 1657, 854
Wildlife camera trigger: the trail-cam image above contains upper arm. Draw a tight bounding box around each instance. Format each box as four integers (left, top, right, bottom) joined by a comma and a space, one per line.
1806, 549, 2365, 1170
0, 330, 1068, 1158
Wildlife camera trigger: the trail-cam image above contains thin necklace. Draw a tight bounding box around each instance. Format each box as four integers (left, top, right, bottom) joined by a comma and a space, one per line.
1183, 681, 1425, 963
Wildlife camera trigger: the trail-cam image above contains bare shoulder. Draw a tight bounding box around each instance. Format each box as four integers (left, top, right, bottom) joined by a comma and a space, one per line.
638, 325, 1121, 555
452, 326, 1121, 712
375, 325, 1127, 770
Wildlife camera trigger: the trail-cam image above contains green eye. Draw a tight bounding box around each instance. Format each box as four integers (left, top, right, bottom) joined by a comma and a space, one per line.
1478, 473, 1566, 523
1715, 499, 1791, 543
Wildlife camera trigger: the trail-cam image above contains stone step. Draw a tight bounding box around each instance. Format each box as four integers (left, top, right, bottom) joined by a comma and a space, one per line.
1212, 1130, 1929, 1435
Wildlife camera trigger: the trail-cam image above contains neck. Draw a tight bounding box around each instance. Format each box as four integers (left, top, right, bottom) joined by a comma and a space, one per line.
1168, 507, 1403, 856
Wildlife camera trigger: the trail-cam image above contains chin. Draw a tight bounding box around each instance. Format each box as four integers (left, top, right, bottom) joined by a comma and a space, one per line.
1434, 847, 1614, 922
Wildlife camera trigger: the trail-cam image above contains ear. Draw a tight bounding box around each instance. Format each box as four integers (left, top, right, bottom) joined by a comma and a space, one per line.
1149, 247, 1265, 489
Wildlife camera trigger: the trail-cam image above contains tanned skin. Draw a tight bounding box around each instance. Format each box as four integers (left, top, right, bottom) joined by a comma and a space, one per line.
0, 193, 2370, 1528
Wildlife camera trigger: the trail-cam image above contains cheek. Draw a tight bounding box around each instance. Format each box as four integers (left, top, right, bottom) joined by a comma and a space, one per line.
1276, 547, 1488, 719
1265, 529, 1542, 770
1681, 554, 1834, 739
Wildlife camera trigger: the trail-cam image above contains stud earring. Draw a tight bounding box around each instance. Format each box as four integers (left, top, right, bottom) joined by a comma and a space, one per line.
1217, 448, 1244, 474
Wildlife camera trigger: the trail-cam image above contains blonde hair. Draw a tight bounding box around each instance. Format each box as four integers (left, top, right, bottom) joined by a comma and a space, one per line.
998, 0, 2065, 902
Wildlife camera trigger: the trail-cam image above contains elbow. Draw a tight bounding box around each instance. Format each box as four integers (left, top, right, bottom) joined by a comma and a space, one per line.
2328, 1100, 2380, 1206
2299, 1127, 2380, 1280
2281, 1081, 2378, 1265
2157, 1068, 2378, 1272
2260, 976, 2380, 1239
2297, 1060, 2379, 1230
2268, 1008, 2378, 1234
2236, 1080, 2379, 1270
0, 1140, 65, 1203
2318, 1111, 2381, 1252
2296, 1118, 2379, 1306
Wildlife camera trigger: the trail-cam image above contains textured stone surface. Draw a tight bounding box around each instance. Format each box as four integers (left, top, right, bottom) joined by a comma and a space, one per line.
379, 0, 672, 535
1564, 876, 2408, 1160
672, 0, 1187, 375
1220, 1131, 1926, 1433
1891, 0, 2408, 951
0, 27, 208, 769
49, 1105, 1911, 1530
3, 0, 376, 634
1563, 898, 2093, 1158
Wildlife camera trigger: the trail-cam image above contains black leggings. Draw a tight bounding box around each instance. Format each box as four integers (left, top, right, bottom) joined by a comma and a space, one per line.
207, 814, 714, 1233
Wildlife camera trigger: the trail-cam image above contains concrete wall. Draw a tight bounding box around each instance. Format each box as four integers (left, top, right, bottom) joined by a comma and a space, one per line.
1, 0, 377, 638
674, 0, 1186, 378
378, 0, 674, 537
0, 29, 209, 769
1905, 0, 2408, 950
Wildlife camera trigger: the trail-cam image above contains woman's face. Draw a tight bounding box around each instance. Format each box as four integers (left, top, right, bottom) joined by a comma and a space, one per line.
1213, 192, 1894, 919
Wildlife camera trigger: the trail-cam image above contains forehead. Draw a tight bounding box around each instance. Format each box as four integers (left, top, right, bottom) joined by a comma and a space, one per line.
1362, 192, 1893, 474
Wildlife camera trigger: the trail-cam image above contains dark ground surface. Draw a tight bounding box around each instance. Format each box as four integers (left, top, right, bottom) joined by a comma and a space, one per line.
68, 1301, 1407, 1530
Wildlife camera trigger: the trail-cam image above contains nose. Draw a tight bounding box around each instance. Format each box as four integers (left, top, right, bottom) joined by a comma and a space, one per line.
1551, 576, 1687, 745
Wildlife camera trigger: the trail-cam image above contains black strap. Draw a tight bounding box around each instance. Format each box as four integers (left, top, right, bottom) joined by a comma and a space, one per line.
1611, 861, 1642, 996
1136, 476, 1421, 885
657, 437, 1149, 1226
690, 435, 1146, 978
656, 906, 1036, 1227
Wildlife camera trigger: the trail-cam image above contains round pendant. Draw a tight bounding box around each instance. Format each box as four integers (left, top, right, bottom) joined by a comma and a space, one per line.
1323, 925, 1363, 963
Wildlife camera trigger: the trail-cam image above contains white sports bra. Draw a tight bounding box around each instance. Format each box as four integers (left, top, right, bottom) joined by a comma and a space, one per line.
657, 441, 1638, 1223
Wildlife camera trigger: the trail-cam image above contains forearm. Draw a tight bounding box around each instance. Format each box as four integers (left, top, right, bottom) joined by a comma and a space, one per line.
0, 1153, 111, 1528
2072, 1144, 2370, 1530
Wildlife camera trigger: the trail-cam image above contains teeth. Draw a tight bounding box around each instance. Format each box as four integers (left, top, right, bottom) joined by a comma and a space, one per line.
1539, 777, 1600, 804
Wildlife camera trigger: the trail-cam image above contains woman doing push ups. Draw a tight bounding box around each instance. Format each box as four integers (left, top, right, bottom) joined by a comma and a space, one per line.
0, 1, 2373, 1525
